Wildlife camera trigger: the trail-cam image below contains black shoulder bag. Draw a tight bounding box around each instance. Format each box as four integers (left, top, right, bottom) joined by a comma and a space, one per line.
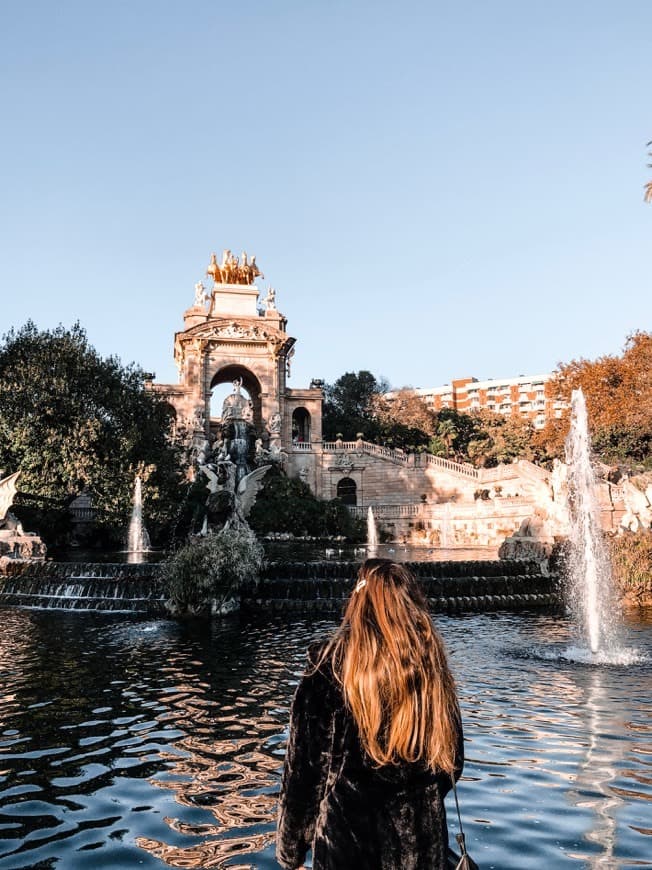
447, 779, 479, 870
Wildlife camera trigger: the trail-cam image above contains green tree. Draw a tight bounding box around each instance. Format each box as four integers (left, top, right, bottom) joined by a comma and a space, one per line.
322, 371, 388, 441
248, 465, 364, 540
470, 411, 534, 466
436, 419, 458, 458
428, 409, 480, 460
0, 321, 187, 545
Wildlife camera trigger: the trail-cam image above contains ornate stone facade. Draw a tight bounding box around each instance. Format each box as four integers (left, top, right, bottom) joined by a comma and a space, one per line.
154, 252, 627, 547
153, 252, 323, 459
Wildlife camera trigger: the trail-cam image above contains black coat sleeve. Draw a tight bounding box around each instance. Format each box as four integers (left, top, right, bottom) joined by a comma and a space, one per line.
276, 651, 335, 870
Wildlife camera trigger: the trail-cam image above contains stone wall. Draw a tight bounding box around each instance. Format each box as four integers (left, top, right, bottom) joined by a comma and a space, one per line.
285, 442, 625, 547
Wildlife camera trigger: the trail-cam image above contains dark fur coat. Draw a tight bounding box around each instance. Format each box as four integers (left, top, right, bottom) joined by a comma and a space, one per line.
277, 643, 464, 870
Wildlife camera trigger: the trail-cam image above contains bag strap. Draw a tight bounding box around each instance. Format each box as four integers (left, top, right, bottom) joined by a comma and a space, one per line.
451, 778, 469, 857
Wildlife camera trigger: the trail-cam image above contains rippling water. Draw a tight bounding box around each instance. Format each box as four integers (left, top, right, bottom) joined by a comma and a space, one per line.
0, 606, 650, 869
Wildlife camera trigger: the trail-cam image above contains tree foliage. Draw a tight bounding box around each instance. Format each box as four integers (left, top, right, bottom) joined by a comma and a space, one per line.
248, 465, 365, 540
162, 527, 264, 616
370, 389, 436, 451
0, 321, 188, 544
328, 334, 651, 471
322, 371, 388, 441
534, 331, 652, 465
466, 411, 535, 466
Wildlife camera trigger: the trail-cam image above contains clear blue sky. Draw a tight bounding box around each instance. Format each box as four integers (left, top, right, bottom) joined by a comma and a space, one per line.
1, 0, 650, 391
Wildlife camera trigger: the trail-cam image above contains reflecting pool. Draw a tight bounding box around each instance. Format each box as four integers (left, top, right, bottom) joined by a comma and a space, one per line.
0, 606, 650, 869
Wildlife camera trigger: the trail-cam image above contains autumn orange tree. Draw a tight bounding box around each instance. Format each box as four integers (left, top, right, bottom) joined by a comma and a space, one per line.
370, 388, 438, 450
534, 331, 652, 465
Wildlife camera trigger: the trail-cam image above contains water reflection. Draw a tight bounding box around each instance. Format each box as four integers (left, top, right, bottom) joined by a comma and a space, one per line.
0, 607, 650, 869
568, 669, 621, 868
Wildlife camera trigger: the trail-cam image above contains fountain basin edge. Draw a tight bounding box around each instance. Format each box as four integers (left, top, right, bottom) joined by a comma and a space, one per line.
0, 558, 560, 615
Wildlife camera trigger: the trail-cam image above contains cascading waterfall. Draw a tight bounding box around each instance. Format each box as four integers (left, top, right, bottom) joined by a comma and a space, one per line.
231, 420, 251, 486
367, 506, 378, 553
127, 476, 151, 556
565, 389, 619, 656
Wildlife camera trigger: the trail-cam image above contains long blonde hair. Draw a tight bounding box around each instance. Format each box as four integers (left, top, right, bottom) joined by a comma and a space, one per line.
322, 559, 459, 773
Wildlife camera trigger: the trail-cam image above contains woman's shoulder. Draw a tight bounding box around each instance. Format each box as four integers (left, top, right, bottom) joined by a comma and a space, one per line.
303, 637, 341, 689
306, 637, 335, 676
307, 637, 330, 665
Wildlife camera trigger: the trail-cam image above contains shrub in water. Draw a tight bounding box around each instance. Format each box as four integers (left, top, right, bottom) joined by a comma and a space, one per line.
162, 526, 264, 616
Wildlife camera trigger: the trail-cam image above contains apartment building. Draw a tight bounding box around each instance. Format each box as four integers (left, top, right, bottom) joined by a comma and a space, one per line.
389, 374, 564, 429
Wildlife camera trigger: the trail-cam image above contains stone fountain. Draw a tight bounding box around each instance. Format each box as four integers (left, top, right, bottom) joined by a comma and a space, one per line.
196, 379, 276, 533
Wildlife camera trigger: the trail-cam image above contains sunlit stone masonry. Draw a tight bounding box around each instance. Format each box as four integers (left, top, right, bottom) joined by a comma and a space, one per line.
153, 250, 627, 549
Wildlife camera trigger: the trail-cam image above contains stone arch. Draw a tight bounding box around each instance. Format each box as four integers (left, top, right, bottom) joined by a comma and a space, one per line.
337, 477, 357, 506
292, 407, 311, 444
209, 365, 263, 432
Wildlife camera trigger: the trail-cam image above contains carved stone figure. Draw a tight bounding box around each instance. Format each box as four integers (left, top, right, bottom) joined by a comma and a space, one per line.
220, 250, 236, 283
250, 255, 264, 282
194, 281, 207, 306
206, 249, 263, 286
0, 472, 20, 524
269, 412, 282, 434
238, 251, 250, 284
286, 346, 295, 377
335, 454, 354, 473
264, 287, 276, 310
620, 479, 652, 532
0, 471, 47, 561
268, 442, 287, 463
193, 406, 205, 428
206, 253, 223, 285
239, 400, 252, 424
222, 379, 249, 422
196, 439, 212, 467
255, 438, 268, 462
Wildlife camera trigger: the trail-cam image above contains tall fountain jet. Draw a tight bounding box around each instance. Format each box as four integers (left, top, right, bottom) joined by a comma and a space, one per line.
565, 389, 619, 656
367, 506, 378, 554
127, 476, 151, 559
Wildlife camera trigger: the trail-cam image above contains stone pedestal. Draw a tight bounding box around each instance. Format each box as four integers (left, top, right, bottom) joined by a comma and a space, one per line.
0, 530, 47, 569
209, 283, 259, 318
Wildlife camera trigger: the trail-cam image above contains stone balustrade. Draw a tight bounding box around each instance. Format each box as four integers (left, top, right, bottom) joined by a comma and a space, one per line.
322, 441, 413, 466
420, 453, 479, 479
349, 504, 422, 519
320, 440, 484, 478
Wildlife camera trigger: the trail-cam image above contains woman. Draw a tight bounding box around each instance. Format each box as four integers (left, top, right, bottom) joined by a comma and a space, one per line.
277, 558, 464, 870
